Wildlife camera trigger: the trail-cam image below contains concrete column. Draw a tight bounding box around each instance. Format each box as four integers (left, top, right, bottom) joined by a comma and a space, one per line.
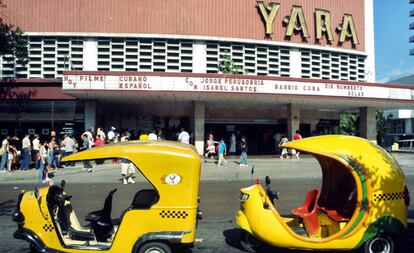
289, 48, 302, 78
360, 107, 376, 141
192, 41, 207, 73
287, 104, 300, 140
84, 100, 97, 131
193, 101, 205, 155
83, 39, 98, 71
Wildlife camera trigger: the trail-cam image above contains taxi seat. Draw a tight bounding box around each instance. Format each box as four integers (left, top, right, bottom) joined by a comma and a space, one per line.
291, 189, 320, 237
130, 189, 159, 209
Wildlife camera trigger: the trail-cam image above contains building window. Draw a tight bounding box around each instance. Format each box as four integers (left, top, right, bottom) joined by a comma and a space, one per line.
205, 42, 290, 76
301, 49, 366, 82
391, 119, 406, 134
97, 38, 193, 72
1, 36, 84, 79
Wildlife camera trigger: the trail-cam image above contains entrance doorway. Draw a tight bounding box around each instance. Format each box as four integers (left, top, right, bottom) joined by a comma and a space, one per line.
205, 123, 287, 155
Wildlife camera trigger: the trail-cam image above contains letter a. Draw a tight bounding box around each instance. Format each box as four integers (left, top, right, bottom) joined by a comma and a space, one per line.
257, 1, 280, 35
338, 14, 359, 45
285, 6, 309, 38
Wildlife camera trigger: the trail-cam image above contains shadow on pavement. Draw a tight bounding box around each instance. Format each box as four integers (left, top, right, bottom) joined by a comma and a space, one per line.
223, 228, 244, 251
0, 199, 16, 217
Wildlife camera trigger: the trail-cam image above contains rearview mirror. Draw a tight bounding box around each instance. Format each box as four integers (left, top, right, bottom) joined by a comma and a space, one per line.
265, 176, 271, 186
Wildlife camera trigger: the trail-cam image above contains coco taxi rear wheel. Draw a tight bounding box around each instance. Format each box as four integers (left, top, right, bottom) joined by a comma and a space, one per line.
364, 235, 394, 253
138, 242, 172, 253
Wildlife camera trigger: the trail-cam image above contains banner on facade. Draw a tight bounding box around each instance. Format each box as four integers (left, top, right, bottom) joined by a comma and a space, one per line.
63, 74, 414, 101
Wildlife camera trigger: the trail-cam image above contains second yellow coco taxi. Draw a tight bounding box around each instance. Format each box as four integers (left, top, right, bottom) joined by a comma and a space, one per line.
12, 141, 202, 253
235, 135, 409, 253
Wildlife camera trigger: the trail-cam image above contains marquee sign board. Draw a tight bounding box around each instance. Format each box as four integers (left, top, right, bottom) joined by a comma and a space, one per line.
63, 74, 414, 101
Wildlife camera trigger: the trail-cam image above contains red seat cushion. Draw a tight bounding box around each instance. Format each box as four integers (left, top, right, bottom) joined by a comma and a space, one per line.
291, 189, 320, 236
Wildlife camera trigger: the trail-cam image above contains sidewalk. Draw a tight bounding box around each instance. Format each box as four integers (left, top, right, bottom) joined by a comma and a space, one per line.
1, 153, 413, 185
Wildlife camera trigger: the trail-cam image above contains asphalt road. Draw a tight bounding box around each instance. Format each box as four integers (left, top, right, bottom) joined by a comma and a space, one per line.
1, 154, 414, 253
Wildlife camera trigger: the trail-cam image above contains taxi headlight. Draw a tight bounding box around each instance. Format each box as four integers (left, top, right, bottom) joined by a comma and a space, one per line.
240, 192, 250, 201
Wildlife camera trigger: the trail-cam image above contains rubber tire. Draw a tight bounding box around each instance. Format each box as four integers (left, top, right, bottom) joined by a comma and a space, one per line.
240, 230, 261, 253
364, 235, 394, 253
138, 241, 172, 253
29, 243, 39, 253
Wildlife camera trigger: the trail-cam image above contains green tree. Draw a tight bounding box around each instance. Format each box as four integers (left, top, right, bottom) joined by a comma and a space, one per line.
323, 112, 358, 136
218, 51, 244, 74
0, 17, 29, 66
376, 110, 393, 146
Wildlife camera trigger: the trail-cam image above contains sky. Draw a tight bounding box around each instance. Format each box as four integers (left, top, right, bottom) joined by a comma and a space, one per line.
375, 0, 414, 83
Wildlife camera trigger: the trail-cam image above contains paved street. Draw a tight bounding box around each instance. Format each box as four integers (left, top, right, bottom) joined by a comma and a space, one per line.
0, 153, 414, 252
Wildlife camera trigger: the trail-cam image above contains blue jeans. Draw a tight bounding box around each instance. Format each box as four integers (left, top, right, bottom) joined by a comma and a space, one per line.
48, 150, 57, 167
33, 150, 40, 170
21, 148, 30, 170
38, 160, 45, 181
0, 152, 7, 171
239, 152, 248, 165
65, 151, 75, 166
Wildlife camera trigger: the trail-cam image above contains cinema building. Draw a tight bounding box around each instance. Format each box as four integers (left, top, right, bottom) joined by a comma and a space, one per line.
1, 0, 414, 154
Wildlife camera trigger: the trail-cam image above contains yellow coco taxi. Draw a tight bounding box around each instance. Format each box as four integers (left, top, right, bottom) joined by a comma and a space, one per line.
235, 135, 409, 253
12, 141, 202, 253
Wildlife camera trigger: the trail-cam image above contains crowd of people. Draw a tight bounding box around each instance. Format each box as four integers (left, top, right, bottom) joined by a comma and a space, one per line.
0, 125, 303, 183
0, 126, 193, 184
204, 130, 303, 167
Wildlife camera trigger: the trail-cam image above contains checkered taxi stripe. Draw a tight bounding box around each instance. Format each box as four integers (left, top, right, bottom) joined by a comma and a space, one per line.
373, 192, 405, 202
42, 224, 55, 232
159, 210, 189, 219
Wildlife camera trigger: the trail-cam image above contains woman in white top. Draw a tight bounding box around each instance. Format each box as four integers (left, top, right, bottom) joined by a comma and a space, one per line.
279, 135, 290, 159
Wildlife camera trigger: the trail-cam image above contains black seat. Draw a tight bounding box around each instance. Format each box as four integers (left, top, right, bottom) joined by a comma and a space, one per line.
130, 189, 159, 209
47, 185, 95, 241
85, 189, 117, 242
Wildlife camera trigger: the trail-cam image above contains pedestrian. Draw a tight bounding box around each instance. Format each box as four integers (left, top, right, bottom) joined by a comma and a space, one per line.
0, 136, 10, 172
229, 133, 236, 155
205, 134, 216, 159
80, 134, 93, 172
64, 134, 75, 166
97, 127, 106, 142
94, 134, 105, 165
217, 137, 228, 167
239, 137, 248, 166
148, 129, 157, 141
120, 136, 136, 184
21, 133, 31, 171
7, 141, 17, 172
32, 134, 40, 170
47, 139, 57, 171
273, 132, 282, 153
293, 130, 303, 159
107, 127, 116, 143
57, 139, 65, 168
178, 128, 190, 144
157, 129, 165, 140
279, 134, 290, 159
38, 141, 51, 183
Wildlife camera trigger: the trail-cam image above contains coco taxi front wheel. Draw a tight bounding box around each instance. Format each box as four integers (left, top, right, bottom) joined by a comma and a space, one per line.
138, 241, 172, 253
364, 235, 394, 253
240, 230, 262, 253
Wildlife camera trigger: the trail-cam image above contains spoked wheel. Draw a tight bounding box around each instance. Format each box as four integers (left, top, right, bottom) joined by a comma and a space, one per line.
364, 235, 394, 253
240, 230, 262, 253
138, 241, 172, 253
